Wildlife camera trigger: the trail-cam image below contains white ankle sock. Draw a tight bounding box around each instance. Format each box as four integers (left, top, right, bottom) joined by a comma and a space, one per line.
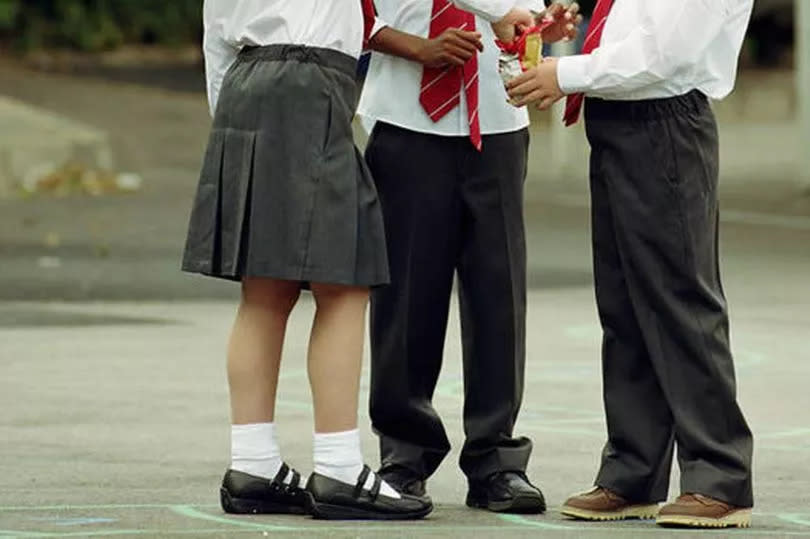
313, 429, 400, 499
231, 423, 296, 484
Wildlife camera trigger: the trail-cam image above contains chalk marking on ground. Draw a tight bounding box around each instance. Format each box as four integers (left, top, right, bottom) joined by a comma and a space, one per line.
0, 528, 305, 538
502, 513, 810, 536
498, 513, 572, 530
0, 530, 56, 538
170, 505, 536, 534
170, 505, 297, 531
780, 514, 810, 528
27, 517, 117, 527
3, 506, 810, 537
0, 504, 217, 512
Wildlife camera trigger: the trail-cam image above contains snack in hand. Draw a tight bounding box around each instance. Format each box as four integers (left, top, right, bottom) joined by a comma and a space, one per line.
496, 17, 554, 103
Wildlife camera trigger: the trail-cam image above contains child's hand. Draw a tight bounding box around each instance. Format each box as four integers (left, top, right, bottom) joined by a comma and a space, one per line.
539, 2, 583, 44
506, 57, 565, 110
416, 28, 484, 68
491, 8, 534, 44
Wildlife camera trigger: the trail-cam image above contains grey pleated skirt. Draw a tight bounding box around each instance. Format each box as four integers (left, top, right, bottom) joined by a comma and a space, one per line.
182, 45, 389, 287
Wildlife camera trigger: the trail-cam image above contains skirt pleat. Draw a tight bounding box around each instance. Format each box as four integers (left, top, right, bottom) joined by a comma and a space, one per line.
181, 45, 389, 287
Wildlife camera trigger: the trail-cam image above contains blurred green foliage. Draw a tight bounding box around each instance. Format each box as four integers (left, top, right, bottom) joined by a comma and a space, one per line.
0, 0, 203, 52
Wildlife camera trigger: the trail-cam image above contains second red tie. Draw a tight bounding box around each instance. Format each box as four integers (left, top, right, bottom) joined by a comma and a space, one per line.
563, 0, 614, 126
419, 0, 482, 151
361, 0, 376, 48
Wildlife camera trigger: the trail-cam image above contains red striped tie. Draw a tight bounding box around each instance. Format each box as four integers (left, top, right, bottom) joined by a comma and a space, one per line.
361, 0, 376, 48
419, 0, 481, 151
563, 0, 614, 126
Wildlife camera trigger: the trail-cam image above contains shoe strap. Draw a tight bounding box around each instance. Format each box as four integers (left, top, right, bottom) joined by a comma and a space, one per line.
369, 473, 382, 501
288, 469, 301, 490
353, 465, 372, 499
273, 463, 290, 485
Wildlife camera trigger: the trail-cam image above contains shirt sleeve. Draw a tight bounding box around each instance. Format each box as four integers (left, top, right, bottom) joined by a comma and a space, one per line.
451, 0, 517, 22
370, 16, 389, 39
556, 0, 731, 97
514, 0, 546, 12
203, 2, 239, 117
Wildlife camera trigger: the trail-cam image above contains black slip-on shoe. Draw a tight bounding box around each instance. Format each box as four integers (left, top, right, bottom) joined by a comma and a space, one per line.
306, 465, 433, 520
379, 465, 429, 501
220, 464, 309, 515
466, 471, 546, 514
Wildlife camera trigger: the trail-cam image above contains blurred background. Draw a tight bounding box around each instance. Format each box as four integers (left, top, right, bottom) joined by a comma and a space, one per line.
0, 0, 806, 301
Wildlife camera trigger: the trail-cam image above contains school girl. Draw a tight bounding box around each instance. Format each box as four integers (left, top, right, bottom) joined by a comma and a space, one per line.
181, 0, 432, 520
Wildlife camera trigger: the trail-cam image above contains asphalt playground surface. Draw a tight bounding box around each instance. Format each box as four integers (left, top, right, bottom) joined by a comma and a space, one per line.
1, 63, 809, 538
2, 198, 810, 537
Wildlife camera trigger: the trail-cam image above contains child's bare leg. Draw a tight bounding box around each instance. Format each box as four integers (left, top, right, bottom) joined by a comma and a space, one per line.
229, 277, 300, 423
227, 277, 300, 480
308, 282, 399, 497
308, 283, 367, 432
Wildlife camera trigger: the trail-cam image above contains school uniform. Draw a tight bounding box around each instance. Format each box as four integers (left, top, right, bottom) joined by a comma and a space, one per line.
557, 0, 755, 509
182, 0, 389, 288
359, 0, 544, 483
183, 1, 435, 521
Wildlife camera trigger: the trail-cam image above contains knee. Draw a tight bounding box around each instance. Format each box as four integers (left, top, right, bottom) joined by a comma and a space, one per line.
311, 282, 369, 310
241, 277, 301, 316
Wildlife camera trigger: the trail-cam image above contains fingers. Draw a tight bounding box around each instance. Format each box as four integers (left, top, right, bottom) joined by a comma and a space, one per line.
447, 29, 484, 52
444, 43, 475, 64
491, 20, 517, 44
512, 89, 545, 108
565, 23, 575, 37
447, 35, 478, 55
440, 55, 466, 67
503, 7, 534, 28
515, 10, 536, 27
566, 2, 581, 19
561, 12, 584, 42
508, 78, 541, 99
564, 21, 578, 41
505, 70, 536, 92
513, 90, 561, 109
542, 3, 565, 22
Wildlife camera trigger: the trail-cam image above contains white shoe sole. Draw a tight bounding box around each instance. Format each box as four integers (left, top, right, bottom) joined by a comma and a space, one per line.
561, 503, 660, 521
656, 508, 752, 528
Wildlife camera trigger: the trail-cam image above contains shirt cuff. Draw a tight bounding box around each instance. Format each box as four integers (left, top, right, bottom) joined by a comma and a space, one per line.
515, 0, 546, 12
452, 0, 514, 23
556, 54, 593, 95
370, 17, 388, 39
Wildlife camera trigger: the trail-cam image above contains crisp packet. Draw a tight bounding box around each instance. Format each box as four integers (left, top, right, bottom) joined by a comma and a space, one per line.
496, 18, 554, 102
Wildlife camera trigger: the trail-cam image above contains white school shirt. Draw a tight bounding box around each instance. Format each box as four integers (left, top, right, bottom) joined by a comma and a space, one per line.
556, 0, 755, 101
358, 0, 545, 137
202, 0, 365, 116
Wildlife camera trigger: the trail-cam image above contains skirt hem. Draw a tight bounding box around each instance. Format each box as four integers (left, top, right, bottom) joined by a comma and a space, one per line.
181, 263, 389, 288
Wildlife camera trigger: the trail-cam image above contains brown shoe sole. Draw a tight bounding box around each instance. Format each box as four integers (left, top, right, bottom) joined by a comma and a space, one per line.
656, 508, 752, 529
560, 503, 660, 521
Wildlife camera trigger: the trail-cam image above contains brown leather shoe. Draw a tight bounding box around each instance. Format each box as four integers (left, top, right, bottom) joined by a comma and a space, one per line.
656, 494, 752, 528
560, 487, 660, 521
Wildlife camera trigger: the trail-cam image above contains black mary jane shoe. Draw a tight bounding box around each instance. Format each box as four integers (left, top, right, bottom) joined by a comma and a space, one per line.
466, 471, 546, 514
306, 465, 433, 520
220, 464, 309, 515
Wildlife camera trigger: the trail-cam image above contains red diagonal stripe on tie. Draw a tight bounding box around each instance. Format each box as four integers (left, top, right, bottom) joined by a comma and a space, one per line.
563, 0, 615, 126
419, 0, 482, 150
